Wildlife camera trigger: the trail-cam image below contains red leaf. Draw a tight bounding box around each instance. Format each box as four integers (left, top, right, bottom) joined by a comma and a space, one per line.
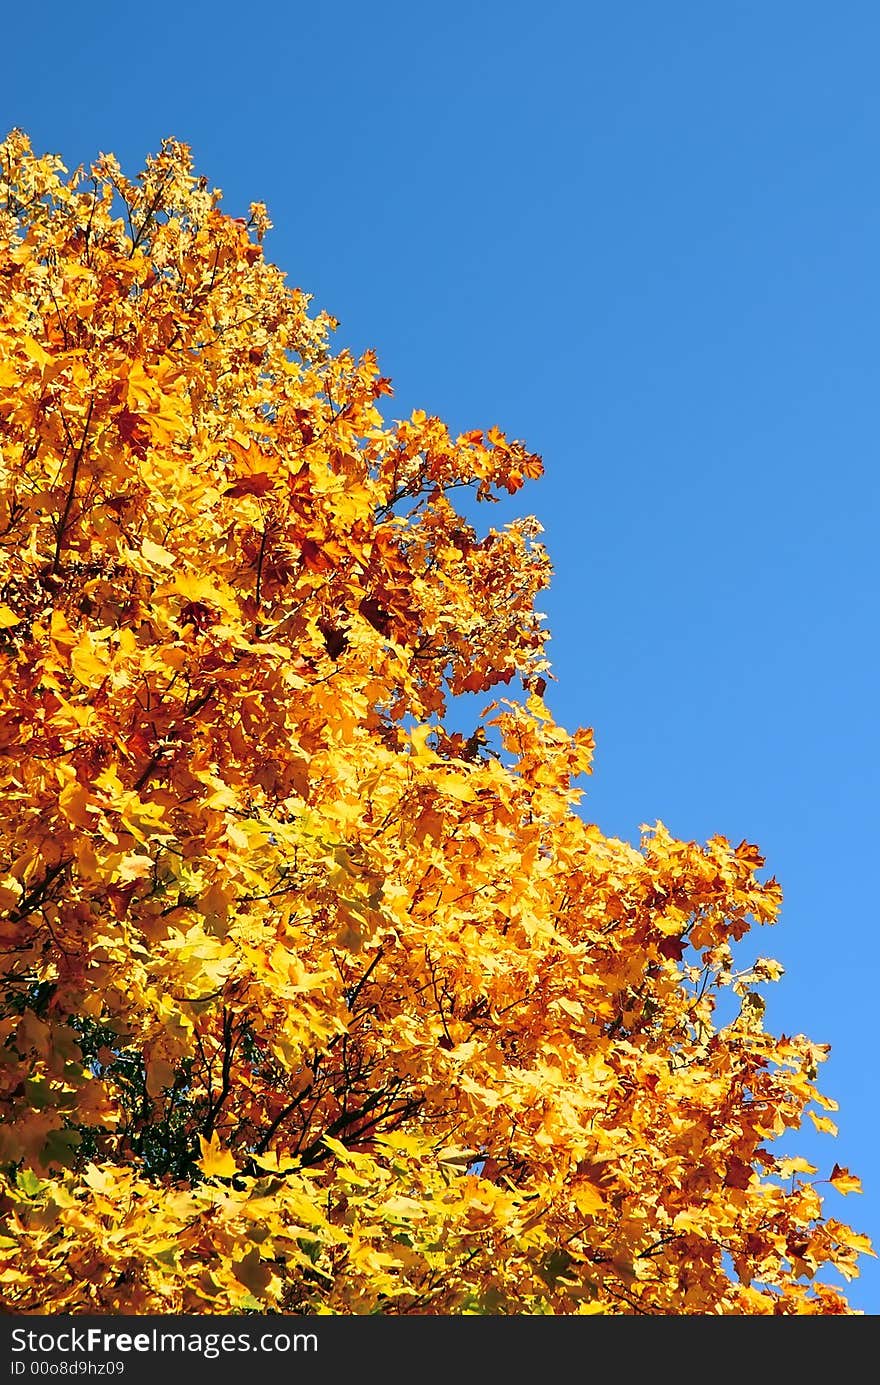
658, 936, 685, 961
225, 473, 274, 498
116, 407, 149, 457
723, 1156, 753, 1190
359, 597, 392, 636
299, 538, 332, 573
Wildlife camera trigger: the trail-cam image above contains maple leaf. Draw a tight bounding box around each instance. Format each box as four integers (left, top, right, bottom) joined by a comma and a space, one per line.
115, 407, 150, 457
196, 1133, 238, 1179
233, 1248, 274, 1297
809, 1111, 840, 1137
829, 1164, 863, 1196
225, 473, 275, 498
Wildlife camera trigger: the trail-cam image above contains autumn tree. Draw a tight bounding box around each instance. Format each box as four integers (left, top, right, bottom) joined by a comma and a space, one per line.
0, 130, 872, 1315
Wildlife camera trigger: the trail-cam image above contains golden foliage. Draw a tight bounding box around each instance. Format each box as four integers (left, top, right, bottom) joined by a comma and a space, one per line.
0, 131, 871, 1314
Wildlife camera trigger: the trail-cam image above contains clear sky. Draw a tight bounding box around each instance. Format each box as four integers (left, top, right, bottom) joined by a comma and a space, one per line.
4, 0, 878, 1312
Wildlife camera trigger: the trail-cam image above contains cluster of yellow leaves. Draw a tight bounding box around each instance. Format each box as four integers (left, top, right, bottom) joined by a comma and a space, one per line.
0, 130, 872, 1315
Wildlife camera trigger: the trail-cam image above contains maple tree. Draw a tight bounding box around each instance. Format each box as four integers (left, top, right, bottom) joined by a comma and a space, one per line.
0, 129, 872, 1316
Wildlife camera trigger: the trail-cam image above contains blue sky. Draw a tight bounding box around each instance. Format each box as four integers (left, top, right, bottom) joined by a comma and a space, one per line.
5, 1, 878, 1311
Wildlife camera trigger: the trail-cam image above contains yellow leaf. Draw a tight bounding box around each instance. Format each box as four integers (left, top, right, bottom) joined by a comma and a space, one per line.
49, 610, 76, 647
196, 1132, 238, 1179
526, 691, 552, 721
437, 771, 475, 802
94, 764, 125, 798
321, 1135, 360, 1163
673, 1209, 707, 1236
58, 780, 95, 830
830, 1225, 875, 1257
380, 1194, 426, 1221
409, 723, 437, 763
126, 359, 156, 410
22, 336, 53, 366
572, 1183, 607, 1217
144, 398, 189, 443
82, 1164, 117, 1195
0, 604, 20, 628
777, 1156, 818, 1177
809, 1111, 839, 1136
829, 1164, 863, 1196
70, 635, 111, 687
169, 574, 220, 603
141, 537, 175, 568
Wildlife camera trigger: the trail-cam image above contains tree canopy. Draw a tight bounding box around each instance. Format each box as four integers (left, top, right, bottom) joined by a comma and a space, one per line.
0, 131, 872, 1314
